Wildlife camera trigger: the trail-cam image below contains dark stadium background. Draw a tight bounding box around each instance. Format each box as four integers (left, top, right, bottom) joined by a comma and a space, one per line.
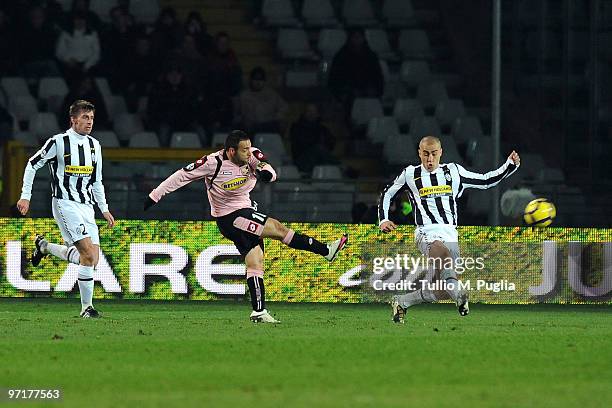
1, 0, 611, 227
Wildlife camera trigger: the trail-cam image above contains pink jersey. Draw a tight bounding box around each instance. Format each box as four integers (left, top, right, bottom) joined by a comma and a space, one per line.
149, 147, 276, 217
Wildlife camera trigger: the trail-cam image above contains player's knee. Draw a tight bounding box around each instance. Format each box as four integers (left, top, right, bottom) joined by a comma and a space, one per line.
79, 247, 97, 266
267, 217, 288, 239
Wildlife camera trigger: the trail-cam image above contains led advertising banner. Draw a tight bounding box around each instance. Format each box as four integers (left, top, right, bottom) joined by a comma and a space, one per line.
1, 218, 611, 303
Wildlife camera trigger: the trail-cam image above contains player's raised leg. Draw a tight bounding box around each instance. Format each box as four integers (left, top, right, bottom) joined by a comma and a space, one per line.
31, 235, 80, 266
261, 217, 348, 261
73, 237, 101, 318
245, 244, 279, 323
429, 241, 469, 316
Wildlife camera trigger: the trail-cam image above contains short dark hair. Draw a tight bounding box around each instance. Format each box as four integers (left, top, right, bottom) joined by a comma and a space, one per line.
69, 99, 95, 117
225, 130, 250, 150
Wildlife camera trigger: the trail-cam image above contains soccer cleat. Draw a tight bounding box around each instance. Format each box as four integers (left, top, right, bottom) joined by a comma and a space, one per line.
325, 234, 348, 261
391, 296, 406, 324
456, 290, 470, 316
31, 235, 49, 267
250, 309, 280, 323
80, 306, 101, 319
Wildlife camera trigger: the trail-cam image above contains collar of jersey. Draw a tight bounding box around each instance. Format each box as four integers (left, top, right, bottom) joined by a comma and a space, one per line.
66, 127, 89, 139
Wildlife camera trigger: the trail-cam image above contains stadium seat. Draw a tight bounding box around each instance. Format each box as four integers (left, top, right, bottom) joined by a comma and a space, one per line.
417, 81, 449, 109
94, 77, 112, 98
435, 99, 466, 129
106, 95, 128, 120
383, 133, 418, 164
129, 131, 159, 148
400, 60, 431, 87
312, 165, 342, 180
438, 134, 463, 164
351, 98, 384, 127
94, 130, 120, 148
10, 95, 38, 122
342, 0, 378, 27
37, 77, 69, 113
113, 113, 144, 142
302, 0, 338, 27
398, 30, 433, 59
55, 0, 72, 11
318, 29, 347, 60
129, 0, 160, 24
262, 0, 299, 26
211, 132, 226, 148
382, 0, 417, 28
285, 70, 319, 88
382, 80, 408, 109
393, 98, 425, 128
365, 29, 397, 60
254, 133, 288, 165
276, 165, 300, 179
13, 130, 40, 147
170, 132, 202, 148
367, 116, 399, 144
277, 29, 316, 60
90, 0, 118, 23
29, 112, 60, 139
409, 116, 441, 138
452, 116, 484, 144
1, 77, 31, 98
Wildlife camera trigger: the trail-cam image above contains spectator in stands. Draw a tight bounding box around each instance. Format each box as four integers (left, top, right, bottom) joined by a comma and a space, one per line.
289, 103, 339, 173
0, 9, 17, 75
236, 67, 288, 134
19, 6, 61, 79
150, 7, 183, 60
64, 0, 101, 32
100, 5, 137, 89
208, 32, 243, 128
122, 36, 159, 112
328, 29, 384, 106
60, 74, 109, 128
169, 34, 209, 88
55, 12, 101, 84
184, 11, 212, 56
146, 65, 208, 147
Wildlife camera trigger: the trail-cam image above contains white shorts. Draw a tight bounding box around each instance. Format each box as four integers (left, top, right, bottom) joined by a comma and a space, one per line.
52, 198, 99, 246
414, 224, 460, 260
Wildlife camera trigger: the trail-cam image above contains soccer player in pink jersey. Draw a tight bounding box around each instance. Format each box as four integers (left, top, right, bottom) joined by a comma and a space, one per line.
145, 130, 348, 323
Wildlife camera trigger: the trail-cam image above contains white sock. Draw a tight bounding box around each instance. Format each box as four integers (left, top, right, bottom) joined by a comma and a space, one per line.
47, 243, 80, 264
441, 269, 460, 301
77, 265, 95, 312
397, 288, 437, 308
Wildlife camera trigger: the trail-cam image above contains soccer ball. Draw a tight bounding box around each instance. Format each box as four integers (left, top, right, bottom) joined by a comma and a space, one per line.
523, 198, 556, 227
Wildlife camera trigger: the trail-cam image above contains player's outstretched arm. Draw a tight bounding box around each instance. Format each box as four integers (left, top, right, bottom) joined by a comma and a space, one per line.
145, 156, 214, 210
456, 151, 520, 193
378, 169, 408, 231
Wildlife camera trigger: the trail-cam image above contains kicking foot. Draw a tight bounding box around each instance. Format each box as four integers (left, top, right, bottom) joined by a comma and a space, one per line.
31, 235, 49, 267
250, 309, 280, 323
325, 234, 348, 261
80, 306, 101, 319
391, 296, 406, 324
456, 291, 470, 316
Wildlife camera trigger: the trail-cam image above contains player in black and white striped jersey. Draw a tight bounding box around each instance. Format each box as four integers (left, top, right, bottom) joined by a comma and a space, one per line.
378, 136, 520, 323
16, 100, 115, 318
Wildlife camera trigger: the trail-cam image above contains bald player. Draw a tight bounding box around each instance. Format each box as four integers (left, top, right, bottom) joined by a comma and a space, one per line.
378, 136, 520, 323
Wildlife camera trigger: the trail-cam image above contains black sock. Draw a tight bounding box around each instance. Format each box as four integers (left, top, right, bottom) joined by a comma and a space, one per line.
287, 233, 329, 256
246, 276, 265, 312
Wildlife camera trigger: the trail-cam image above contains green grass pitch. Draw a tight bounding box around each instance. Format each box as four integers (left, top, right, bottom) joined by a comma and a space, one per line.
0, 299, 610, 408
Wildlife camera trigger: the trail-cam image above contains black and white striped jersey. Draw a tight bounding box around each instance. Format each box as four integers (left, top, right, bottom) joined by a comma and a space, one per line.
20, 128, 109, 212
378, 159, 519, 226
